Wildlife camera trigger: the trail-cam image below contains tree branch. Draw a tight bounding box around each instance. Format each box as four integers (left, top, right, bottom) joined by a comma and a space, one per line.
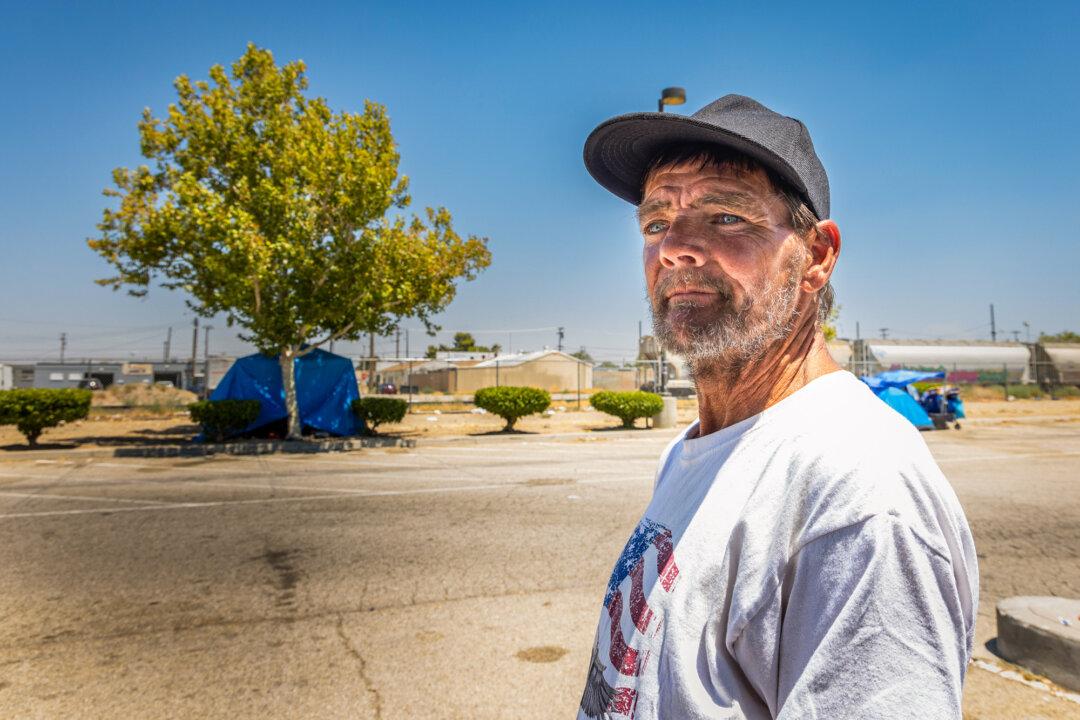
298, 322, 355, 356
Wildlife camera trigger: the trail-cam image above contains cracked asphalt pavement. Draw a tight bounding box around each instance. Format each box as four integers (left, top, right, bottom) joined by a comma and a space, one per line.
0, 420, 1078, 718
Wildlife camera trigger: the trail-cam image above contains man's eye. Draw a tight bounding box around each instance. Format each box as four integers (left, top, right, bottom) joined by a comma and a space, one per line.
714, 214, 743, 225
644, 221, 667, 235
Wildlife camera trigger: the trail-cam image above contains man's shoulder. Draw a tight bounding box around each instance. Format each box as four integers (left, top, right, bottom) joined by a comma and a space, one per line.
741, 374, 962, 557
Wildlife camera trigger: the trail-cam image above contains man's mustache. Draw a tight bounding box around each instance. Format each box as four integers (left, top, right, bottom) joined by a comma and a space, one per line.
653, 270, 733, 308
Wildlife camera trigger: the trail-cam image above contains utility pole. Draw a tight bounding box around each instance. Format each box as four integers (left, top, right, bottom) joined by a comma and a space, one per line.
189, 318, 199, 392
855, 321, 861, 375
557, 327, 565, 352
1023, 321, 1031, 343
395, 328, 400, 359
203, 325, 213, 399
1010, 330, 1020, 342
405, 329, 410, 359
990, 303, 997, 342
164, 326, 172, 362
879, 327, 889, 340
59, 333, 67, 363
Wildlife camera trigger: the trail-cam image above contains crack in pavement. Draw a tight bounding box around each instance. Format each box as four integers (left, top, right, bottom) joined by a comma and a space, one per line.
335, 613, 383, 720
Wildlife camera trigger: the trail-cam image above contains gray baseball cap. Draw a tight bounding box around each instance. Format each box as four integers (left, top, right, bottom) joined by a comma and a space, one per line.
583, 94, 830, 219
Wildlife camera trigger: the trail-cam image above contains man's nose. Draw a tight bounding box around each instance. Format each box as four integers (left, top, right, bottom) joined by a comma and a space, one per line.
658, 221, 707, 269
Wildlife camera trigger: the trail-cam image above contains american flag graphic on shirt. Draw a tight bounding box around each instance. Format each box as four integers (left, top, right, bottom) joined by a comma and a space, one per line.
579, 518, 680, 719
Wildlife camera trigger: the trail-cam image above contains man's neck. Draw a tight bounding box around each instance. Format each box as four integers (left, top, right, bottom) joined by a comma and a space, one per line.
692, 318, 841, 437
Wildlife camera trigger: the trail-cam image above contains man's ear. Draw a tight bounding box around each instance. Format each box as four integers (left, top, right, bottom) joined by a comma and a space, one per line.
801, 220, 840, 293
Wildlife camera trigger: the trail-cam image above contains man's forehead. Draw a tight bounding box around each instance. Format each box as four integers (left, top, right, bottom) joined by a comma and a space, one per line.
641, 161, 774, 202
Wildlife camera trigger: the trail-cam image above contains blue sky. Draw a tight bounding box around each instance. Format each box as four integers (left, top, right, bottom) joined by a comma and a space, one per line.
1, 0, 1077, 362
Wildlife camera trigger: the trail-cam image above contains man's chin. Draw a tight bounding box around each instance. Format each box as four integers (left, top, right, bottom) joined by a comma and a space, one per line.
655, 323, 707, 356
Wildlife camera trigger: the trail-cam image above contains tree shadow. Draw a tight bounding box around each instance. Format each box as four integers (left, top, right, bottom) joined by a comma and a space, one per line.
467, 429, 539, 436
0, 442, 80, 452
1, 423, 201, 452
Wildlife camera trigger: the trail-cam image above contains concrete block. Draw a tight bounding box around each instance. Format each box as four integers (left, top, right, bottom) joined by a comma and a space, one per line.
996, 596, 1080, 692
651, 396, 679, 429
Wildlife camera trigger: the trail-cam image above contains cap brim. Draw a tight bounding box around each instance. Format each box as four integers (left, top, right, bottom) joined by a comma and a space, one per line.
583, 112, 811, 209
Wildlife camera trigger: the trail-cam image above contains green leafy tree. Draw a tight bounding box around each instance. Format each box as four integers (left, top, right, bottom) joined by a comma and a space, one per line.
570, 347, 594, 363
88, 45, 491, 439
425, 331, 498, 358
452, 332, 477, 350
822, 303, 841, 342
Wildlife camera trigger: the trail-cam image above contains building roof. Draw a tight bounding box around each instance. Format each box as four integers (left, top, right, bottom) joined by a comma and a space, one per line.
470, 349, 591, 368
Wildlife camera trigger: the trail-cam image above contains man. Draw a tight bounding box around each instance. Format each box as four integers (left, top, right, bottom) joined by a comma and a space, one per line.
576, 95, 978, 719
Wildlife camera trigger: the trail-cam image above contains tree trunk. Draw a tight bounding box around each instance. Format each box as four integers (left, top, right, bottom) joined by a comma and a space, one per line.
280, 348, 302, 440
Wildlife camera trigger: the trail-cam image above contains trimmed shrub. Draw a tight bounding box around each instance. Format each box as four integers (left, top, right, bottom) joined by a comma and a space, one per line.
590, 390, 664, 429
0, 388, 92, 446
473, 386, 551, 432
188, 399, 261, 442
352, 397, 409, 435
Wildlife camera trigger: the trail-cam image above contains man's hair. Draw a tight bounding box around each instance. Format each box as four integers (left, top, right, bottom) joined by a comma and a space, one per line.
642, 144, 835, 327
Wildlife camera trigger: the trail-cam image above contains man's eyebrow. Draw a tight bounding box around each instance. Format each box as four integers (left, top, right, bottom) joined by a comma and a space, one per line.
636, 192, 765, 223
636, 199, 670, 223
690, 193, 765, 215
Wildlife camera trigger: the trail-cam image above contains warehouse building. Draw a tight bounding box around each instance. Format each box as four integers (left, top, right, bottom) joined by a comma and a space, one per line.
8, 356, 235, 393
393, 350, 592, 394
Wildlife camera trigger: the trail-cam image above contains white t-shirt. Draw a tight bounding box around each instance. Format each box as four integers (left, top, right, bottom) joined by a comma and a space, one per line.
577, 370, 978, 720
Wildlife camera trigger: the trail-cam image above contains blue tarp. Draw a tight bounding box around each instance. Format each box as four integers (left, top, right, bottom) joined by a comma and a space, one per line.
210, 349, 361, 437
876, 387, 934, 429
860, 369, 946, 391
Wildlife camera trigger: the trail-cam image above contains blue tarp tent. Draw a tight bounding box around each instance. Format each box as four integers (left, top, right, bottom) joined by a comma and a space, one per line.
210, 349, 361, 437
875, 387, 934, 429
860, 369, 945, 392
860, 370, 946, 429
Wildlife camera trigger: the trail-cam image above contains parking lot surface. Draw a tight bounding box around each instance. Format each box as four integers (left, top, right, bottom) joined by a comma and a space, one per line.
1, 419, 1078, 718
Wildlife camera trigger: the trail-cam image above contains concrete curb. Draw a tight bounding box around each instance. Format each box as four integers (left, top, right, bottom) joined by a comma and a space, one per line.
996, 596, 1080, 692
112, 437, 415, 457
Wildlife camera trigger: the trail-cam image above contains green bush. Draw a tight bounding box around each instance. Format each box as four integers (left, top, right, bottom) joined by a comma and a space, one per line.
188, 399, 261, 442
352, 397, 408, 435
0, 388, 92, 447
590, 390, 664, 429
473, 386, 551, 431
1051, 385, 1080, 399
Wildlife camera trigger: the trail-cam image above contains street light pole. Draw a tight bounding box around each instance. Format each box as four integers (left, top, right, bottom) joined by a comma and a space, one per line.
658, 87, 686, 113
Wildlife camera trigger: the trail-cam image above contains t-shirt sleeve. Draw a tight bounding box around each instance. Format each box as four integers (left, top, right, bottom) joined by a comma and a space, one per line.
732, 514, 971, 720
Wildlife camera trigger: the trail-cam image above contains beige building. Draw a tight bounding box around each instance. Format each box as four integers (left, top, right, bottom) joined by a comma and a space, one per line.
399, 350, 592, 394
593, 367, 639, 391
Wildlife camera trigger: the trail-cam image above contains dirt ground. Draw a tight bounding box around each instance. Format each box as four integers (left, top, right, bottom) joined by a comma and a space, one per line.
2, 396, 1078, 450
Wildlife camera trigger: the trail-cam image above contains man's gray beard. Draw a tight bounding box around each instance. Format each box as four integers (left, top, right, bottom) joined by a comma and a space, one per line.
649, 255, 804, 380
